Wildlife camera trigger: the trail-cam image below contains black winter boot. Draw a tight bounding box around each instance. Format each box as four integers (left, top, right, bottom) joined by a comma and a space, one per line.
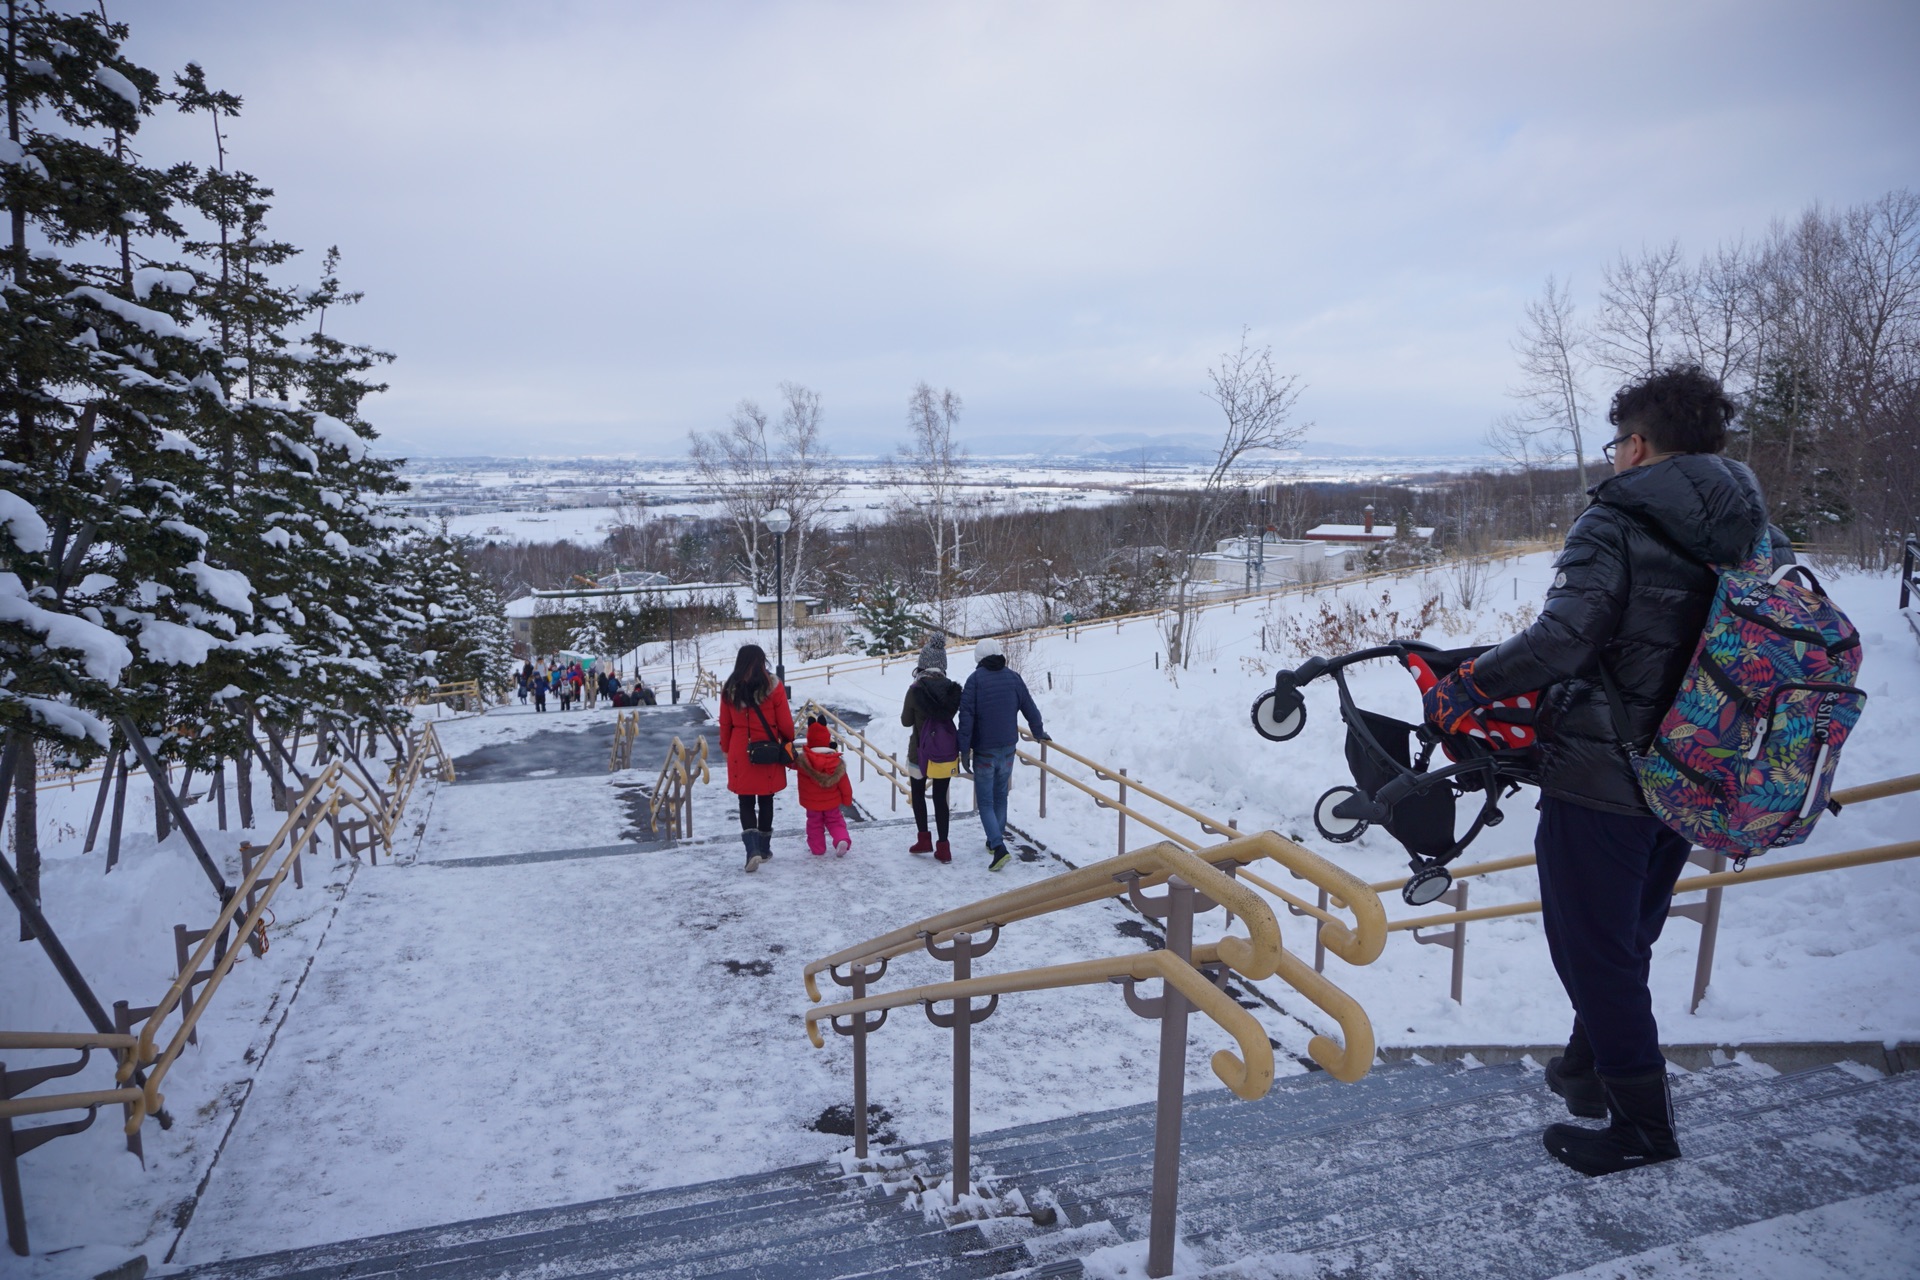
742, 830, 766, 873
1543, 1069, 1682, 1176
757, 829, 774, 861
1545, 1023, 1605, 1119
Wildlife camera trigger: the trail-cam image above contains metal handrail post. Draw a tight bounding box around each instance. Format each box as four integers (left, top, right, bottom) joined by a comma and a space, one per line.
828, 958, 889, 1159
1038, 740, 1047, 818
1147, 879, 1196, 1278
1671, 848, 1728, 1013
1117, 769, 1128, 855
925, 927, 1000, 1204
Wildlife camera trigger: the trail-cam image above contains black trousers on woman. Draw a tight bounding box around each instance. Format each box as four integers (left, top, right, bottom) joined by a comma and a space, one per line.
737, 793, 774, 833
910, 776, 950, 841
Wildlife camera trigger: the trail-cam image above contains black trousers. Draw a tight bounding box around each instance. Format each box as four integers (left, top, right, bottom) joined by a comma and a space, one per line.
911, 776, 950, 840
737, 793, 774, 833
1535, 796, 1692, 1077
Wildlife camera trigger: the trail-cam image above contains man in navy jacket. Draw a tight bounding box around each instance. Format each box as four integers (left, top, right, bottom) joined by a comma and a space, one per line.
957, 638, 1049, 871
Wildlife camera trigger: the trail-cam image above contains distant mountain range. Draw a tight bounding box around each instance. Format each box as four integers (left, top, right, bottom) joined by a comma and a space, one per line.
954, 431, 1438, 464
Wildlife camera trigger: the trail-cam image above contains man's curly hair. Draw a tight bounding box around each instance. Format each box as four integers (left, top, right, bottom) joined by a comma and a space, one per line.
1607, 364, 1737, 455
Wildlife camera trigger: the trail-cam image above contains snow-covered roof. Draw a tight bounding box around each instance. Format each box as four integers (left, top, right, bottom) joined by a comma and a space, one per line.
504, 581, 746, 619
1303, 523, 1435, 541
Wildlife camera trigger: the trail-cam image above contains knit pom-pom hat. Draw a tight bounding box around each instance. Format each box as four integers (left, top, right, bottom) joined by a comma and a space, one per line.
807, 720, 833, 749
916, 634, 948, 674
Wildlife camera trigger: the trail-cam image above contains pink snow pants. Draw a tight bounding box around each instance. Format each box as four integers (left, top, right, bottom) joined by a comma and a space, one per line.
806, 808, 851, 855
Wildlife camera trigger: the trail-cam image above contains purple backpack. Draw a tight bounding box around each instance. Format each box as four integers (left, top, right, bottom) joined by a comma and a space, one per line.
1604, 531, 1866, 864
918, 716, 959, 769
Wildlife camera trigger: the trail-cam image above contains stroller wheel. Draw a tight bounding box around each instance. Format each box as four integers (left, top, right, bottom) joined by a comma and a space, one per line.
1313, 786, 1368, 843
1403, 863, 1454, 907
1251, 690, 1306, 742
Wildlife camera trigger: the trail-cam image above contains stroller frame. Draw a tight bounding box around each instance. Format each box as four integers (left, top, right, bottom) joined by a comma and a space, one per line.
1252, 639, 1538, 905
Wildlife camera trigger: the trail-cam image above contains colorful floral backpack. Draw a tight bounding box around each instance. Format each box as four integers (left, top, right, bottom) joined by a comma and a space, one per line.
1602, 530, 1865, 864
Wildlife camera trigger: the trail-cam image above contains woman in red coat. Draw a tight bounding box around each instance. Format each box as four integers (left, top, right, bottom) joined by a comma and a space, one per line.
717, 643, 793, 873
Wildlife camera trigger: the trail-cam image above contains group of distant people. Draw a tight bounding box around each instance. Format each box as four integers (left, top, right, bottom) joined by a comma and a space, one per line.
514, 661, 656, 712
716, 632, 1047, 874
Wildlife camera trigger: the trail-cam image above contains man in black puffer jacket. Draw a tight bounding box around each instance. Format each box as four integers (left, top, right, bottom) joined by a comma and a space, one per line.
1424, 365, 1776, 1177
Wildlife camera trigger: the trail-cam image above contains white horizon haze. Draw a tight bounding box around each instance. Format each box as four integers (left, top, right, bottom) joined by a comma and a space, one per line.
125, 1, 1920, 460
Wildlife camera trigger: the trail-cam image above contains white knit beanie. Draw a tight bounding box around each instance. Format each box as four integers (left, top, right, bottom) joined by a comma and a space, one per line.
975, 638, 1004, 662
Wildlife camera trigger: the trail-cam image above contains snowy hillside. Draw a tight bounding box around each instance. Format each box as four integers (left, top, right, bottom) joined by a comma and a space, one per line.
4, 553, 1916, 1272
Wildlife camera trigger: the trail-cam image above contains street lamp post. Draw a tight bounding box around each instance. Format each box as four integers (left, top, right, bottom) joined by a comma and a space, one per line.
765, 508, 792, 686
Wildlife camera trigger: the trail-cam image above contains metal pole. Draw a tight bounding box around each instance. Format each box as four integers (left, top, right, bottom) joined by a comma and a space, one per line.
852, 965, 870, 1159
951, 930, 972, 1204
1146, 881, 1195, 1279
1117, 769, 1128, 856
774, 534, 786, 687
1038, 740, 1047, 818
1450, 879, 1468, 1004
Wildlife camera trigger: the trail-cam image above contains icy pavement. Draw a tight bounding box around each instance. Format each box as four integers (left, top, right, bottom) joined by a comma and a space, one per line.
164, 710, 1322, 1263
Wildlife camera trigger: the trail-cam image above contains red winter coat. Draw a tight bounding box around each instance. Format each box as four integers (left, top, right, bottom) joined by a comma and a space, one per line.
719, 682, 793, 796
795, 735, 854, 812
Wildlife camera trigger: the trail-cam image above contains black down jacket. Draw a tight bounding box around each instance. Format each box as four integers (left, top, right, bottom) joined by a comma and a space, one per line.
1469, 454, 1771, 816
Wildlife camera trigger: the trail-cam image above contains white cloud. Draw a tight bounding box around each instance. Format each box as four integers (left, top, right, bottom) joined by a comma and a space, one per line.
131, 0, 1920, 455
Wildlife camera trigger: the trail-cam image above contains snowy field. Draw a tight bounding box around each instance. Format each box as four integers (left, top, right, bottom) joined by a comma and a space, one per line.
5, 553, 1917, 1274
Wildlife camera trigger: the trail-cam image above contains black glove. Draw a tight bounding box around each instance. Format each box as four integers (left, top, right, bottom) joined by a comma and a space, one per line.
959, 750, 973, 774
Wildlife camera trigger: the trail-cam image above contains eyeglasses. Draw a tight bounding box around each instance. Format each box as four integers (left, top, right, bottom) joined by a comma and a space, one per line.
1601, 434, 1638, 463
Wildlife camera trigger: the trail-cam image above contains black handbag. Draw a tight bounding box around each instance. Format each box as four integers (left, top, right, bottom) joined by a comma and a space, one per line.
746, 699, 791, 766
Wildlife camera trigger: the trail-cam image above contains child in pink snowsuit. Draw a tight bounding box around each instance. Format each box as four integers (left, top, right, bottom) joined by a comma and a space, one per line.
795, 719, 854, 856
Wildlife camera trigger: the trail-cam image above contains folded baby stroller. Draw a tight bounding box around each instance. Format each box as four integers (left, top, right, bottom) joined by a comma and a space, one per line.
1251, 640, 1542, 906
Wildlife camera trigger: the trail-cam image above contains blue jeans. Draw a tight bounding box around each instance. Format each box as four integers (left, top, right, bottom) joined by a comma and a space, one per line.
972, 745, 1017, 851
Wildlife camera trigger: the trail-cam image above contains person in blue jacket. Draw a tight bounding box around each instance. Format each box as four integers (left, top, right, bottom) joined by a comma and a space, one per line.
956, 638, 1049, 871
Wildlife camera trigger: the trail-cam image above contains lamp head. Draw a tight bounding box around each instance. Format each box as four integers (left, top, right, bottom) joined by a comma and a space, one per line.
765, 508, 792, 534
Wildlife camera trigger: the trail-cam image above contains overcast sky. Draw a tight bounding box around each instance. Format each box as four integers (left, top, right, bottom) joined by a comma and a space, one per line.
127, 1, 1919, 459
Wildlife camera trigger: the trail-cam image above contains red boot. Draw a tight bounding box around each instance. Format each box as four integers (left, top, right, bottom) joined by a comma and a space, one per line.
935, 840, 951, 863
908, 830, 934, 854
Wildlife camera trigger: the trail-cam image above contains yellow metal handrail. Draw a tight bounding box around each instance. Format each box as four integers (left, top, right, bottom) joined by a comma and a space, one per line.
1389, 837, 1920, 934
648, 735, 711, 838
804, 831, 1383, 1079
0, 1032, 145, 1122
1366, 771, 1920, 899
801, 701, 916, 806
808, 949, 1279, 1098
608, 710, 640, 771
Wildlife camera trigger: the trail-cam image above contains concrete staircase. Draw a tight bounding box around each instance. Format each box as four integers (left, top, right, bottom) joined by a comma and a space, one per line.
172, 1058, 1920, 1279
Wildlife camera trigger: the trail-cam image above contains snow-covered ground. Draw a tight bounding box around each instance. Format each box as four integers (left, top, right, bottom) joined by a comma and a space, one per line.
5, 553, 1916, 1274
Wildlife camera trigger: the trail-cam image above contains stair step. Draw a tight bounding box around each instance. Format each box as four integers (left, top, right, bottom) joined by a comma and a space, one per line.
172, 1062, 1919, 1280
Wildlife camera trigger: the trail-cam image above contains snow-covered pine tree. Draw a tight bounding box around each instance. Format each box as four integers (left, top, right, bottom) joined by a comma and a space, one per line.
1, 3, 258, 763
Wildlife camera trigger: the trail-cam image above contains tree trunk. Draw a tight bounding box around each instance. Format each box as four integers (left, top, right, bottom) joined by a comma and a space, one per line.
12, 735, 36, 941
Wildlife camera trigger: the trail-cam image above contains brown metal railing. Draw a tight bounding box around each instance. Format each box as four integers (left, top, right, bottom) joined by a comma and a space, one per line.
804, 830, 1383, 1278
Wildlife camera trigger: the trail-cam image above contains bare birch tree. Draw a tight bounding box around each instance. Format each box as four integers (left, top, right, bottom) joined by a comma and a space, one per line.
890, 382, 966, 630
771, 381, 841, 607
1509, 275, 1594, 491
1160, 330, 1307, 670
689, 384, 842, 600
1483, 410, 1563, 516
1591, 240, 1688, 378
